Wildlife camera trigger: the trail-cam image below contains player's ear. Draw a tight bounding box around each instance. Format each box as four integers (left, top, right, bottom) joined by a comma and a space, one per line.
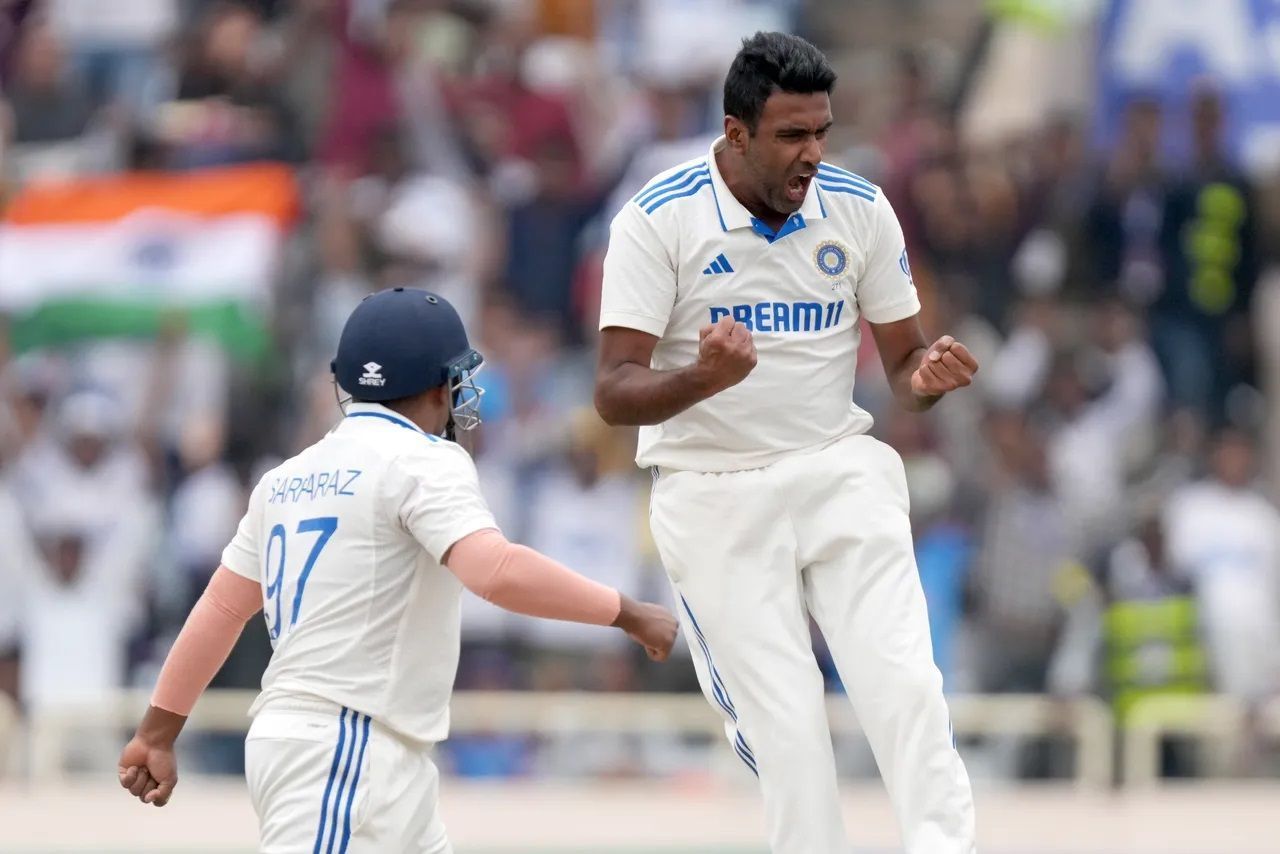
725, 116, 749, 153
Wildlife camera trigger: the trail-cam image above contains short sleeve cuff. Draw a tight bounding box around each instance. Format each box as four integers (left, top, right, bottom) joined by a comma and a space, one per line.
599, 310, 668, 337
860, 295, 921, 325
429, 515, 500, 565
219, 545, 259, 581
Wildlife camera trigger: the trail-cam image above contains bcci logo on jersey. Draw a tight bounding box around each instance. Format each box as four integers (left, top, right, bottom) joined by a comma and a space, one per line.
358, 361, 385, 387
814, 240, 850, 278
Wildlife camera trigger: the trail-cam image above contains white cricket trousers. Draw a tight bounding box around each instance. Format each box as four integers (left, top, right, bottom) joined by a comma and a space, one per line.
245, 698, 452, 854
649, 432, 976, 854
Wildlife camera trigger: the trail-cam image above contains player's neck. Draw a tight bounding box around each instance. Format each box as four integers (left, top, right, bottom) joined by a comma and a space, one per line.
714, 148, 789, 232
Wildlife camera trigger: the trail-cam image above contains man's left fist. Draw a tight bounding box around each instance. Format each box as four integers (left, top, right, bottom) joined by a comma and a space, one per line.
910, 335, 979, 397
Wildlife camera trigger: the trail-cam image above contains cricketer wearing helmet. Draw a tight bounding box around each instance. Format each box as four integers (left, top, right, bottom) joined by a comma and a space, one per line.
595, 33, 978, 854
119, 288, 677, 853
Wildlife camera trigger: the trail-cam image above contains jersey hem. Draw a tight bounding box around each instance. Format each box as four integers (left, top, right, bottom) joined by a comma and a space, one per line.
638, 422, 873, 474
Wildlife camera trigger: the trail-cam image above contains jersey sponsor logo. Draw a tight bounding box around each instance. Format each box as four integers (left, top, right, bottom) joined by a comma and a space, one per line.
358, 361, 385, 387
701, 252, 734, 276
814, 240, 850, 278
268, 469, 363, 504
708, 299, 845, 333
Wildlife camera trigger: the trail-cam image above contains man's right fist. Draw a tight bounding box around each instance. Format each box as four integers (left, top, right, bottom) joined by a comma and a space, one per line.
695, 316, 757, 393
614, 595, 679, 662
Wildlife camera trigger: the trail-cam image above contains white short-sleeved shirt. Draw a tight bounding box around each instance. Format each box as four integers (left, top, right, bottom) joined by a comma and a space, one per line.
599, 136, 920, 472
221, 402, 497, 744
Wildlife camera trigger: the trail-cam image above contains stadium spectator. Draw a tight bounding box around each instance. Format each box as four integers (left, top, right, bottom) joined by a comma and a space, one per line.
1164, 428, 1280, 702
972, 411, 1077, 694
1042, 299, 1163, 552
1157, 86, 1260, 421
2, 15, 95, 144
45, 0, 177, 116
520, 409, 646, 672
161, 1, 302, 167
166, 413, 242, 612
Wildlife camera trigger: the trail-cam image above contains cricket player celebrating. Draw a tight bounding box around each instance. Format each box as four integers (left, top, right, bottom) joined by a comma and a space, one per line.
595, 33, 978, 853
118, 288, 678, 852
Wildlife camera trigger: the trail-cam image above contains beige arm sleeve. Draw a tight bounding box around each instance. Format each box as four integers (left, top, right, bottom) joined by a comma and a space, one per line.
445, 529, 622, 626
151, 566, 263, 716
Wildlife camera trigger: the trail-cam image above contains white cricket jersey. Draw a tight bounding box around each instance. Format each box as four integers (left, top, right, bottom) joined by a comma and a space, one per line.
220, 402, 497, 745
599, 136, 920, 473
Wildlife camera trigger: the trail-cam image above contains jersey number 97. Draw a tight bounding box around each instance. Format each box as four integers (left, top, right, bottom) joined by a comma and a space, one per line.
264, 516, 339, 640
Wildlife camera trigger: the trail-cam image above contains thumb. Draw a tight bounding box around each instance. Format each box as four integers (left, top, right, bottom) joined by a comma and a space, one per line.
924, 335, 955, 364
146, 778, 176, 807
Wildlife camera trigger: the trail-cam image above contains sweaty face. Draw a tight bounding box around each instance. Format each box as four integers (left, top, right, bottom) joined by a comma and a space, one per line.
739, 91, 832, 217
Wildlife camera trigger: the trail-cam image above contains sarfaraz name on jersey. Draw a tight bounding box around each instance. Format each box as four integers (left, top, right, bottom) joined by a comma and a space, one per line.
267, 469, 363, 504
709, 298, 845, 333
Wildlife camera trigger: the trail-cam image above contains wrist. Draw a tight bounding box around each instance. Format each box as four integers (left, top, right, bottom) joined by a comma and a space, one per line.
684, 361, 725, 398
611, 593, 638, 631
909, 390, 943, 412
136, 705, 186, 748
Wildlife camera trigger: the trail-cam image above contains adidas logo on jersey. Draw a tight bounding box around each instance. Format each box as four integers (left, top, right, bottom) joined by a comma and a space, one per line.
359, 361, 386, 387
701, 253, 734, 276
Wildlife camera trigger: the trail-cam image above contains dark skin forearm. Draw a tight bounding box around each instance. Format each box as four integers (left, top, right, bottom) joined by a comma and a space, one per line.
594, 361, 721, 426
884, 343, 941, 412
871, 315, 944, 412
135, 705, 187, 747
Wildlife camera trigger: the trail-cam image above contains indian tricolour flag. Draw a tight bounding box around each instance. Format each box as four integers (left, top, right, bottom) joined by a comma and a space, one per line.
0, 162, 298, 360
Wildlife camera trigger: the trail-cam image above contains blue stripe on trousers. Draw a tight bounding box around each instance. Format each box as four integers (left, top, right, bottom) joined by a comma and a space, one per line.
325, 711, 359, 854
735, 732, 759, 776
679, 596, 758, 772
339, 714, 372, 853
312, 708, 349, 854
680, 596, 738, 717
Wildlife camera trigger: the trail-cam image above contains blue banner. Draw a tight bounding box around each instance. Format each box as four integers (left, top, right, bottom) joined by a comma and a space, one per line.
1095, 0, 1280, 173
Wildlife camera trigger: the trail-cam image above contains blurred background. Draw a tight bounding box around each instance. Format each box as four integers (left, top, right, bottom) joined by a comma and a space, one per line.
1, 0, 1279, 851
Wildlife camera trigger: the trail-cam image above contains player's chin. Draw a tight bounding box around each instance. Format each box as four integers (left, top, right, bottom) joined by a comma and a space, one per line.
770, 189, 805, 215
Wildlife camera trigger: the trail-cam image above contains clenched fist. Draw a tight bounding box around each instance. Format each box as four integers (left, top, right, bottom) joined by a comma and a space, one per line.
910, 335, 979, 397
614, 594, 679, 662
694, 316, 757, 394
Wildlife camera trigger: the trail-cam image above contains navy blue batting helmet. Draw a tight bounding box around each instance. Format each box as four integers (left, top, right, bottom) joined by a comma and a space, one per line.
332, 287, 484, 429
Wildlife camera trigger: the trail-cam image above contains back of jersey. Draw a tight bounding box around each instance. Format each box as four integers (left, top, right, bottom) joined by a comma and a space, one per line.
219, 403, 497, 744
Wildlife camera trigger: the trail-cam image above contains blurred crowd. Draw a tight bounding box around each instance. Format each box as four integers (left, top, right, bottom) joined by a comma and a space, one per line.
0, 0, 1278, 781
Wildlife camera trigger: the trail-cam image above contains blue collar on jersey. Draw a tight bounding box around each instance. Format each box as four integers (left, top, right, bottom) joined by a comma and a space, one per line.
344, 402, 440, 442
750, 213, 807, 244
